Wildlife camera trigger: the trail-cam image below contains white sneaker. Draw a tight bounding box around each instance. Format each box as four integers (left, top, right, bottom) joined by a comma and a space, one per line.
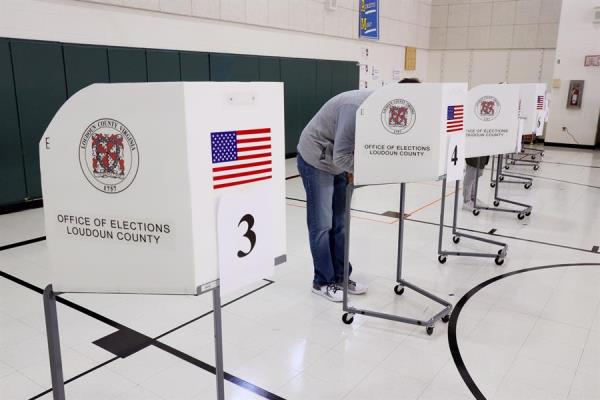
474, 198, 488, 207
312, 283, 343, 302
462, 201, 474, 211
335, 280, 368, 295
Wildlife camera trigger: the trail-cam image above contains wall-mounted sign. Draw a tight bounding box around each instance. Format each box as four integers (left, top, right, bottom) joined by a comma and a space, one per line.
405, 47, 417, 71
359, 0, 379, 40
584, 55, 600, 66
567, 80, 584, 109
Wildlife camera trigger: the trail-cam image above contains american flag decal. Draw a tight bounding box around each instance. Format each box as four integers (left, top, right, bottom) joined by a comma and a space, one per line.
211, 128, 272, 189
537, 96, 545, 110
446, 105, 464, 133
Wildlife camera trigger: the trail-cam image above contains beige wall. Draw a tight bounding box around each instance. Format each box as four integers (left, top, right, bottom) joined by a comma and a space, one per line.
545, 0, 600, 146
429, 0, 561, 50
77, 0, 433, 49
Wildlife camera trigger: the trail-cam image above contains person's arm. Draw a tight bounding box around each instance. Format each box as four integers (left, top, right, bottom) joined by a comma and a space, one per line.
332, 104, 357, 173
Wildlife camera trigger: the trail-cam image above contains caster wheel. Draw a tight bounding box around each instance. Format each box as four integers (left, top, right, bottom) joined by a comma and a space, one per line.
394, 285, 405, 295
498, 249, 504, 256
495, 256, 504, 265
526, 211, 531, 216
518, 213, 525, 220
438, 255, 447, 264
531, 155, 536, 160
490, 183, 496, 188
541, 152, 545, 157
342, 313, 354, 324
426, 326, 434, 336
499, 176, 505, 181
504, 165, 510, 170
473, 209, 480, 216
442, 314, 451, 323
524, 183, 532, 189
452, 236, 460, 244
493, 200, 500, 207
533, 165, 540, 171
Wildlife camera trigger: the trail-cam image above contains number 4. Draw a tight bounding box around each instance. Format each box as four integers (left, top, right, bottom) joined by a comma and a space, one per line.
451, 145, 458, 166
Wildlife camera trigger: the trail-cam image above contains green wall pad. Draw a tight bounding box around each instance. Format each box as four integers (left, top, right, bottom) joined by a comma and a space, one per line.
11, 40, 67, 199
63, 44, 109, 97
0, 39, 27, 205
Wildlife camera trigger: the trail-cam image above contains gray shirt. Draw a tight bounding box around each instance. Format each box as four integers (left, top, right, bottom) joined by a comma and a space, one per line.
297, 89, 373, 175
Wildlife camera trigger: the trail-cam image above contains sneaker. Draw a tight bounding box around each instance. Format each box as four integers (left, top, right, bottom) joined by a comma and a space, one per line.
335, 279, 368, 295
312, 283, 343, 302
474, 198, 488, 207
462, 201, 474, 211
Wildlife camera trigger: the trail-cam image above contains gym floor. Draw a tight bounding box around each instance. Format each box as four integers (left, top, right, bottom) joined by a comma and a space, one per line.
1, 146, 599, 400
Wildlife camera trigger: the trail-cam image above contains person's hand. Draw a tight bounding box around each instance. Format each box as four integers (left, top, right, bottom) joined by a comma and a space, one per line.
347, 172, 354, 185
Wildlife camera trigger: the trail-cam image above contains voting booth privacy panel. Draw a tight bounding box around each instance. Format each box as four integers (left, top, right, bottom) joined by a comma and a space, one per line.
464, 84, 520, 158
519, 83, 548, 135
354, 83, 467, 186
40, 82, 286, 295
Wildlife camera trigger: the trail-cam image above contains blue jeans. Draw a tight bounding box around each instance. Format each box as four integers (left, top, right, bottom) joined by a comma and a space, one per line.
297, 154, 352, 286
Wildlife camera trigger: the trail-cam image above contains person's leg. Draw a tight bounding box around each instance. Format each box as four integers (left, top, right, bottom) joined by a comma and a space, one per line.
463, 165, 477, 204
330, 172, 352, 283
297, 155, 337, 288
330, 172, 367, 294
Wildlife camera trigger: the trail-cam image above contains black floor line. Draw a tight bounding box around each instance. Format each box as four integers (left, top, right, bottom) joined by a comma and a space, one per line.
286, 196, 598, 255
0, 266, 283, 400
154, 279, 274, 340
0, 236, 46, 252
447, 262, 600, 400
408, 217, 596, 254
541, 160, 600, 169
285, 174, 300, 180
502, 170, 600, 189
28, 357, 119, 400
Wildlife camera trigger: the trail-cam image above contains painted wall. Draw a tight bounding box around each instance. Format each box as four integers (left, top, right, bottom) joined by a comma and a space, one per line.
429, 0, 562, 51
545, 0, 600, 146
426, 0, 561, 110
0, 0, 431, 88
427, 48, 556, 87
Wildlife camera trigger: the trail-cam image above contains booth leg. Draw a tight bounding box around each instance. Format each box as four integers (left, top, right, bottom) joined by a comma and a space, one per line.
396, 183, 406, 282
212, 286, 225, 400
342, 184, 353, 317
43, 285, 66, 400
452, 180, 460, 235
437, 179, 447, 257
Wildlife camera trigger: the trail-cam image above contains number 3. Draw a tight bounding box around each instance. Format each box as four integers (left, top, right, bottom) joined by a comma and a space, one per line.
237, 214, 256, 258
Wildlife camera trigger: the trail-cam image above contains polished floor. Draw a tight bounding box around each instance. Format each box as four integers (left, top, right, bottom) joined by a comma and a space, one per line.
1, 146, 599, 400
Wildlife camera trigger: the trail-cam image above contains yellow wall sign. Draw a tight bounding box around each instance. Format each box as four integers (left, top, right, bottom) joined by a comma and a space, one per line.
405, 47, 416, 71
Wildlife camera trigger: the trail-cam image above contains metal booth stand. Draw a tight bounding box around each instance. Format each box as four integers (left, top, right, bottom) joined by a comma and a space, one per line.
474, 154, 532, 220
489, 154, 533, 189
43, 283, 226, 400
505, 151, 541, 171
341, 184, 453, 336
437, 178, 507, 265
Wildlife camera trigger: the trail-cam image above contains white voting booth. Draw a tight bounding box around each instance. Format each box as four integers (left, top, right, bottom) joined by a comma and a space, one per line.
39, 82, 286, 400
519, 83, 547, 136
437, 84, 521, 265
354, 83, 466, 185
465, 84, 520, 158
343, 83, 464, 335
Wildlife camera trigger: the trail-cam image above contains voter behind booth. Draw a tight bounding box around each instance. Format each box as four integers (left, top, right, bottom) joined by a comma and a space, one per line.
297, 78, 420, 302
463, 156, 489, 210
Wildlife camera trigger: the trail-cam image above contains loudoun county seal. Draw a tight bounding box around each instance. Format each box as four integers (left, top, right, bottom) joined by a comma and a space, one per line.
475, 96, 501, 121
79, 118, 139, 194
381, 99, 416, 134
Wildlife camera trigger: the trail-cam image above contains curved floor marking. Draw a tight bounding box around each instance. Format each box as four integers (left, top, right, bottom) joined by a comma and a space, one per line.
447, 262, 600, 400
